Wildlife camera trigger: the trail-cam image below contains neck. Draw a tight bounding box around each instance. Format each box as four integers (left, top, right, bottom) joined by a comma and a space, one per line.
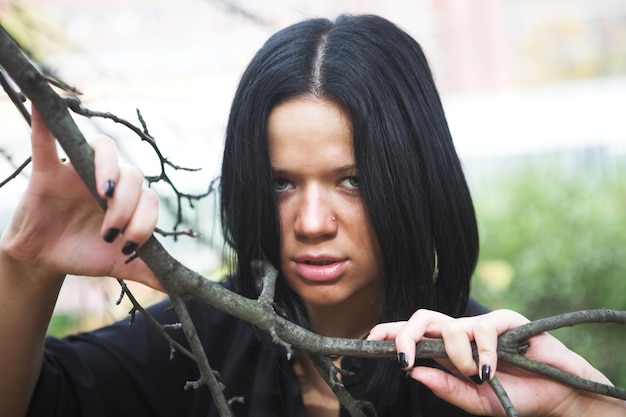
307, 297, 380, 339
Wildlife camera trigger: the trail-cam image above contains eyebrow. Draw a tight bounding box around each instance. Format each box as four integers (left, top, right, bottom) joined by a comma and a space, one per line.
271, 165, 358, 176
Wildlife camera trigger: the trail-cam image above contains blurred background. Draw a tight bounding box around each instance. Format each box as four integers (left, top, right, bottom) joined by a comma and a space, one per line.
1, 0, 625, 385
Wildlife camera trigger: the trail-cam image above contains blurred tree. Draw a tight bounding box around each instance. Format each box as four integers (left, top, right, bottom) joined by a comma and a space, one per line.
472, 149, 626, 386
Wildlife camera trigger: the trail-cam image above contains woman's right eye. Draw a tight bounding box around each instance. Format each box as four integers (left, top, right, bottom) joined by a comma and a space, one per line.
272, 178, 293, 193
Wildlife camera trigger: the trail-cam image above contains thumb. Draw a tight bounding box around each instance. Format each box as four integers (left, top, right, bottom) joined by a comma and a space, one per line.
410, 366, 491, 416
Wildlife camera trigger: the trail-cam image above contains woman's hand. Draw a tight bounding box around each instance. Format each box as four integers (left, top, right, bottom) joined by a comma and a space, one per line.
368, 309, 626, 417
0, 107, 161, 289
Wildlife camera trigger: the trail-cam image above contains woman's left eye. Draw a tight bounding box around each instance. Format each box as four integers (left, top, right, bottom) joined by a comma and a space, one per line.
340, 176, 361, 190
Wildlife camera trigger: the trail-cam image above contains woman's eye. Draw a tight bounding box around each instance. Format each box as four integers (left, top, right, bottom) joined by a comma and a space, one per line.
341, 176, 361, 190
272, 178, 293, 192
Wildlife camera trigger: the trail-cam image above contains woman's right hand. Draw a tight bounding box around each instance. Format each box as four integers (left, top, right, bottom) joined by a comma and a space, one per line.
0, 106, 161, 289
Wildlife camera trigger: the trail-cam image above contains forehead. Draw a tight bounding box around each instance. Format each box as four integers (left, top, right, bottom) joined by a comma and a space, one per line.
267, 96, 354, 168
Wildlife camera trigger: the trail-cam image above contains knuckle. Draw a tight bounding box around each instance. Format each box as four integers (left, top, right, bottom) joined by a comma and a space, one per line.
409, 308, 429, 321
472, 319, 492, 335
143, 188, 160, 207
441, 320, 464, 338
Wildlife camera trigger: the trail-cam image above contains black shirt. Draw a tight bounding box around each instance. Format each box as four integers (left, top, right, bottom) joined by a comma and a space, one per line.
27, 287, 489, 417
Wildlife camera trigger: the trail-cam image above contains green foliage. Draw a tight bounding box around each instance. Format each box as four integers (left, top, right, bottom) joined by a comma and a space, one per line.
470, 150, 626, 387
47, 313, 80, 338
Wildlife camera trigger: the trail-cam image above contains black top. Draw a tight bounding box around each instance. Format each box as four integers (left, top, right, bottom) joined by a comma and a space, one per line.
27, 284, 489, 417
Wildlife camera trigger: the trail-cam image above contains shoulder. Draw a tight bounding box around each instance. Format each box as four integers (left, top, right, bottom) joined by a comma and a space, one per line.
461, 298, 490, 317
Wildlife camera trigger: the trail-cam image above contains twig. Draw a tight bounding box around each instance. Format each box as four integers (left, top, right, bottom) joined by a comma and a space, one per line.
255, 261, 293, 355
169, 293, 234, 417
500, 351, 626, 400
501, 309, 626, 344
65, 97, 217, 232
0, 68, 31, 124
309, 353, 376, 417
488, 377, 519, 417
0, 69, 32, 187
116, 279, 196, 362
154, 227, 200, 238
0, 150, 31, 188
497, 309, 626, 400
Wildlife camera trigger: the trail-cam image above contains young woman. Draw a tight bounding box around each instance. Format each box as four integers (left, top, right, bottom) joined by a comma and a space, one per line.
0, 14, 623, 417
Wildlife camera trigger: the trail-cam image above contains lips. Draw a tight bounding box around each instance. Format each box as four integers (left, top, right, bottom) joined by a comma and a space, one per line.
294, 256, 347, 282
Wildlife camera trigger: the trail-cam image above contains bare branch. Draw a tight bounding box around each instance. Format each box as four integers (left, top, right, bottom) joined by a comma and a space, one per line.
309, 353, 376, 417
0, 68, 30, 124
0, 149, 31, 188
0, 68, 32, 187
115, 279, 196, 363
169, 293, 234, 417
488, 377, 519, 417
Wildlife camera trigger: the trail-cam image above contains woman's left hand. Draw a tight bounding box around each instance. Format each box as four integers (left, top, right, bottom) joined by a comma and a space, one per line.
368, 309, 626, 417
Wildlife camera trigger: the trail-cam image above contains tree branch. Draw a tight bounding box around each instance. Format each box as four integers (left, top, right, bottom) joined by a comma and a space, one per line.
309, 353, 376, 417
169, 293, 234, 417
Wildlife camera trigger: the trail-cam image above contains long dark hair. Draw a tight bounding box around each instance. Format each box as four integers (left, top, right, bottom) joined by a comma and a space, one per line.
220, 14, 479, 414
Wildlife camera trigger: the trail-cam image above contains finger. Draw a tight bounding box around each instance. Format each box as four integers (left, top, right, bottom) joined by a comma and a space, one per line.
91, 135, 120, 200
100, 166, 144, 244
472, 317, 499, 382
441, 318, 480, 378
473, 310, 530, 382
367, 321, 407, 341
410, 366, 497, 416
30, 106, 61, 171
118, 187, 159, 253
395, 309, 453, 370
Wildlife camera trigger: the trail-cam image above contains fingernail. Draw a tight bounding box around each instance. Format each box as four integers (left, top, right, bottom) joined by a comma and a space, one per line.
469, 374, 483, 385
104, 180, 115, 198
103, 228, 120, 243
122, 241, 138, 255
481, 364, 491, 382
398, 352, 410, 369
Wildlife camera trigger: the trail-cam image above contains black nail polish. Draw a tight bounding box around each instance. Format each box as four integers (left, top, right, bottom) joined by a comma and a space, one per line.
103, 228, 120, 243
481, 364, 491, 382
398, 352, 410, 369
469, 374, 483, 385
104, 180, 115, 198
122, 242, 138, 255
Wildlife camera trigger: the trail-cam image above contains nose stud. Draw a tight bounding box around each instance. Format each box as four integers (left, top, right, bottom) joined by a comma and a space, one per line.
331, 216, 336, 222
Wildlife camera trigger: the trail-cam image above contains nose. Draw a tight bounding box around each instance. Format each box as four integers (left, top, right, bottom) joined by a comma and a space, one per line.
292, 186, 337, 239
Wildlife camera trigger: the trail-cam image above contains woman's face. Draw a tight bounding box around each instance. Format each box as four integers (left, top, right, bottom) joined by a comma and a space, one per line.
267, 96, 383, 328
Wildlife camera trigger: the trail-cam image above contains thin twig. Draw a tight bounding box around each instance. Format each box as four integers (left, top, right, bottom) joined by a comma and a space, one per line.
0, 69, 32, 187
500, 351, 626, 400
169, 293, 234, 417
116, 279, 196, 362
65, 97, 217, 232
309, 353, 376, 417
0, 68, 31, 124
488, 376, 519, 417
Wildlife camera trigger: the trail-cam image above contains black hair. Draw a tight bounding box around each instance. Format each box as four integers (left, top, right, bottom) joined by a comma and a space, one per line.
220, 14, 479, 415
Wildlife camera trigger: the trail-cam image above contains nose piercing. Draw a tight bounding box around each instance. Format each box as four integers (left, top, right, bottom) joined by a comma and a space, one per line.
331, 216, 336, 222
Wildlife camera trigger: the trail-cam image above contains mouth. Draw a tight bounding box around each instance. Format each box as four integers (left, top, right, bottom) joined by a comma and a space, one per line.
294, 257, 347, 282
303, 260, 336, 266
